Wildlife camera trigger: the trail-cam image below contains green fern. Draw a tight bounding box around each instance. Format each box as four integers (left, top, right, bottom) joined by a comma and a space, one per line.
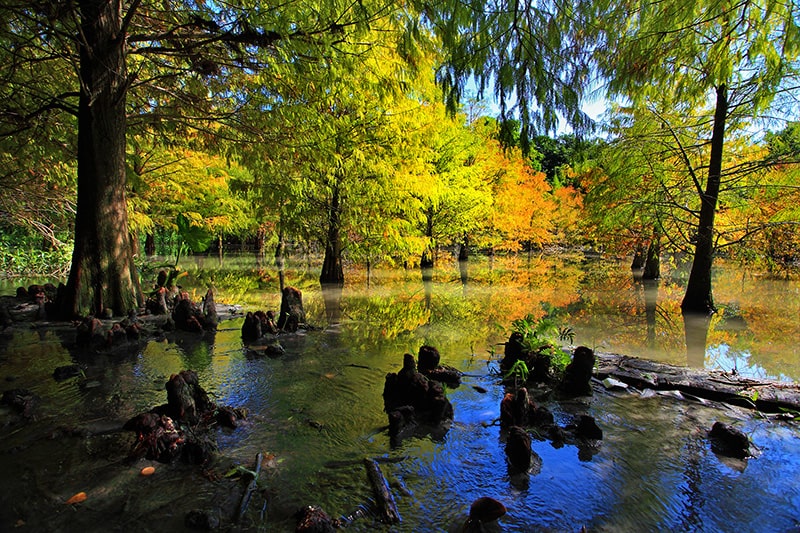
504, 360, 530, 383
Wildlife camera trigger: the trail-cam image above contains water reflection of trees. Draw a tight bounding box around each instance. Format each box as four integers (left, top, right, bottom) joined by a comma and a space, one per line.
319, 258, 585, 356
175, 254, 800, 380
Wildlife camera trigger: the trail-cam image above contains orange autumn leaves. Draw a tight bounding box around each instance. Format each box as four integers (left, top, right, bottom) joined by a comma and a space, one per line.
483, 140, 577, 252
63, 466, 156, 505
65, 492, 87, 505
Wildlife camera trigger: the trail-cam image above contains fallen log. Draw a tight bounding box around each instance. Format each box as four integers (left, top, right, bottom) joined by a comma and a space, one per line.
594, 352, 800, 413
363, 458, 401, 524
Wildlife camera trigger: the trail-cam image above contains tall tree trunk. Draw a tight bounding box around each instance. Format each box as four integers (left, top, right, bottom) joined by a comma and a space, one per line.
458, 234, 469, 262
420, 207, 434, 273
681, 85, 728, 315
643, 231, 660, 280
61, 0, 142, 318
320, 184, 344, 285
458, 233, 469, 286
255, 224, 266, 262
631, 242, 645, 270
275, 222, 285, 291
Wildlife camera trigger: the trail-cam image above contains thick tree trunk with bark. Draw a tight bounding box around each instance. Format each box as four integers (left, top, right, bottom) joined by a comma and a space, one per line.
61, 0, 142, 318
320, 184, 344, 285
681, 85, 728, 315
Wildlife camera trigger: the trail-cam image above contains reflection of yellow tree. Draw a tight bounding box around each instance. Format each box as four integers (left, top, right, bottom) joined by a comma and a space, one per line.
316, 256, 586, 356
709, 270, 800, 380
567, 265, 688, 364
178, 254, 800, 380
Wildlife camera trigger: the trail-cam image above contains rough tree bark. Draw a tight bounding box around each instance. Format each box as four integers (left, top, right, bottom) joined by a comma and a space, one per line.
681, 85, 728, 315
61, 0, 142, 319
320, 181, 344, 285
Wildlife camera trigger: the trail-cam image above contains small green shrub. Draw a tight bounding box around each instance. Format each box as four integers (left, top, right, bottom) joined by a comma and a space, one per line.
510, 313, 575, 376
0, 231, 72, 279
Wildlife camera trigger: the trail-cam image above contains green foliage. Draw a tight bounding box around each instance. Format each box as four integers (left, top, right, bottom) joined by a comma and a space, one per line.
529, 135, 598, 187
0, 229, 72, 278
176, 213, 213, 254
504, 360, 530, 383
510, 313, 575, 374
428, 0, 595, 147
511, 314, 561, 351
3, 0, 798, 303
597, 0, 800, 111
540, 344, 573, 374
558, 326, 576, 345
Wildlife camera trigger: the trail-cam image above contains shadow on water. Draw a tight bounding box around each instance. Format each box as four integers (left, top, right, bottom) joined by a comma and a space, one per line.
0, 254, 799, 531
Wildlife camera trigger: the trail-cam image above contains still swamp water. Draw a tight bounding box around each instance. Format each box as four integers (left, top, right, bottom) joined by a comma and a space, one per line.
0, 253, 798, 532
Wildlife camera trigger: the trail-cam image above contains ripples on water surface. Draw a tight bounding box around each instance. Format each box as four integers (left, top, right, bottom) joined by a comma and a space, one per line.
0, 255, 799, 531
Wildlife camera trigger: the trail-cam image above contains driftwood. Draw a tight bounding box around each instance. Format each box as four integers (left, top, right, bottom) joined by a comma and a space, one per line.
594, 353, 800, 412
363, 458, 401, 524
236, 452, 264, 524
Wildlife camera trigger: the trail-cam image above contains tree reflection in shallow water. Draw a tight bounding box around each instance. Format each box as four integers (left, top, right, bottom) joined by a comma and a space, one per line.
0, 253, 798, 531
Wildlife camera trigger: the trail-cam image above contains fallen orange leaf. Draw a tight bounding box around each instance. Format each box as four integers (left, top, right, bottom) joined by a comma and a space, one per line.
65, 492, 87, 505
140, 466, 155, 476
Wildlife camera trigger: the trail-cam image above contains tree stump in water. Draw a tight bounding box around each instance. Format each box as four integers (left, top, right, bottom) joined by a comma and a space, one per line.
500, 332, 525, 371
464, 497, 507, 532
418, 345, 440, 373
709, 421, 751, 459
500, 388, 555, 429
417, 345, 462, 387
202, 288, 218, 329
172, 292, 205, 332
165, 369, 215, 424
242, 310, 278, 341
241, 311, 262, 341
124, 370, 246, 464
573, 415, 603, 440
295, 506, 337, 532
383, 353, 453, 440
169, 290, 219, 332
559, 346, 596, 396
277, 286, 305, 332
505, 426, 534, 472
